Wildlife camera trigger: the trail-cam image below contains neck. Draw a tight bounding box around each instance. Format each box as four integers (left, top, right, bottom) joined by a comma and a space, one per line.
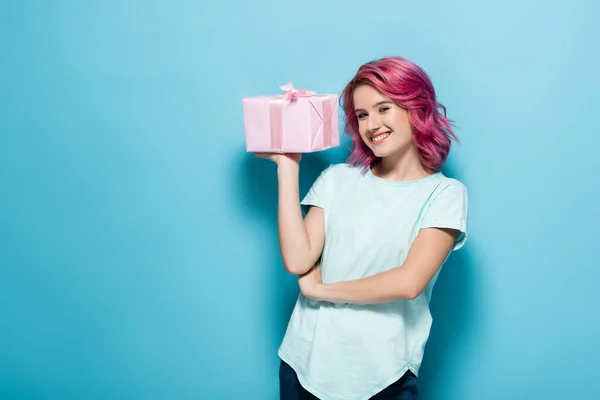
372, 145, 435, 182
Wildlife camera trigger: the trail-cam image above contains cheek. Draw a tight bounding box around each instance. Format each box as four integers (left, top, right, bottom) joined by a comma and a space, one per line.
357, 121, 368, 135
387, 113, 410, 133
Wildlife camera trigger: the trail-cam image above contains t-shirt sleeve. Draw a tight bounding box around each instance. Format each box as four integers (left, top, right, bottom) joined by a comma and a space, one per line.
300, 165, 333, 212
419, 181, 469, 251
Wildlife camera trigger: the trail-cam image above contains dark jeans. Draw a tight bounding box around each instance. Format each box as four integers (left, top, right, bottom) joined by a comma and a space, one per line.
279, 359, 420, 400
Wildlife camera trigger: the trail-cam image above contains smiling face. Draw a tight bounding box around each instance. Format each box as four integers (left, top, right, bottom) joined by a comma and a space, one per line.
353, 84, 415, 160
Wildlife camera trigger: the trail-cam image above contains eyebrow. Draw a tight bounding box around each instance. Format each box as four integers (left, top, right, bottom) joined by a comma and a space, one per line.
354, 101, 392, 113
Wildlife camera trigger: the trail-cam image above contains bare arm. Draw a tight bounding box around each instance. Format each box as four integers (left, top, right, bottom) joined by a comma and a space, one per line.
299, 227, 460, 303
256, 154, 325, 275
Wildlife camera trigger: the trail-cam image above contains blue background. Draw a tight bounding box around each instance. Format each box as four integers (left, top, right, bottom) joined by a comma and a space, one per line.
1, 1, 598, 399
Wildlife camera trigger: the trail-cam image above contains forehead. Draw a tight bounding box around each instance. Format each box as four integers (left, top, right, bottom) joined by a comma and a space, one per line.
353, 85, 389, 108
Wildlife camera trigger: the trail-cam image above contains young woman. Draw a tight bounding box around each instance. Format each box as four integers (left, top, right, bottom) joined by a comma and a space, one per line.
256, 56, 468, 400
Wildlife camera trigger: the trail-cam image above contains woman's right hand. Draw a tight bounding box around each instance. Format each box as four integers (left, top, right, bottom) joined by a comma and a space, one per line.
254, 152, 301, 166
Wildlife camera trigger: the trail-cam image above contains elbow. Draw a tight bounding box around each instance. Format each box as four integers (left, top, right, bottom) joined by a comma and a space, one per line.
404, 289, 420, 301
395, 269, 426, 300
283, 262, 312, 276
282, 252, 319, 275
402, 283, 424, 301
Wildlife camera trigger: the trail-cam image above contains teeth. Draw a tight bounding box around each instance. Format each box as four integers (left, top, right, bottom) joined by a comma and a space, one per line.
372, 133, 389, 142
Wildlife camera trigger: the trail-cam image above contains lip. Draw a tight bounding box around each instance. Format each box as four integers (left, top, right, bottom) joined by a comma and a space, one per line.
369, 131, 391, 144
369, 130, 391, 139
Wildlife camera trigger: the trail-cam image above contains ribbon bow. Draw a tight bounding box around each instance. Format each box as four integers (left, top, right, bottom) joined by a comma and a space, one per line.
279, 81, 317, 101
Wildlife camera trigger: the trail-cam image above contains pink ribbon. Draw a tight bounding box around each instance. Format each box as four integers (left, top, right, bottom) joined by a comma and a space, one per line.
321, 97, 333, 148
269, 99, 285, 151
279, 81, 317, 101
269, 82, 335, 151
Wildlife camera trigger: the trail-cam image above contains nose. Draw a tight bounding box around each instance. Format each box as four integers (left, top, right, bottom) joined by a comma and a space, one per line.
367, 114, 382, 132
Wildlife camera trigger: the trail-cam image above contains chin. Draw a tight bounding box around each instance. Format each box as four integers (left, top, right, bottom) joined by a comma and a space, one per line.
372, 141, 412, 159
370, 146, 394, 158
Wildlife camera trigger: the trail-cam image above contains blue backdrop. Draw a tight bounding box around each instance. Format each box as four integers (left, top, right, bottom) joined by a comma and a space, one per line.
1, 1, 598, 399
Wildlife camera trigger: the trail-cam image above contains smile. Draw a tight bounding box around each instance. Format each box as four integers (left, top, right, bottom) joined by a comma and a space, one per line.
370, 131, 391, 144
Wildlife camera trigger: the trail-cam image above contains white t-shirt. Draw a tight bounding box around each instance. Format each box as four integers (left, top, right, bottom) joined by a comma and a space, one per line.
278, 163, 469, 400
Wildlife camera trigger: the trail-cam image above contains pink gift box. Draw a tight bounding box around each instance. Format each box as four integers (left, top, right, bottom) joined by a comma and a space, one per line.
242, 82, 340, 153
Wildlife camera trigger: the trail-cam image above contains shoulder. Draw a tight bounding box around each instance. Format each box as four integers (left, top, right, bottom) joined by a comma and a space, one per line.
323, 162, 361, 172
418, 175, 468, 217
431, 176, 468, 199
320, 162, 365, 180
307, 163, 365, 197
424, 175, 469, 219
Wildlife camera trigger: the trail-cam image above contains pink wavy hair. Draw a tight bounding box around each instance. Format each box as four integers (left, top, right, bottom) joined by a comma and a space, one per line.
341, 56, 458, 172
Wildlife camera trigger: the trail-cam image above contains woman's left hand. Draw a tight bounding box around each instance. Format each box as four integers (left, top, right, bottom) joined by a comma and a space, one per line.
298, 264, 323, 300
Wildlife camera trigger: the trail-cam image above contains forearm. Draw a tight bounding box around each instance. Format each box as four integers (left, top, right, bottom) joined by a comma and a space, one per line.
308, 228, 457, 304
315, 266, 419, 304
276, 161, 312, 274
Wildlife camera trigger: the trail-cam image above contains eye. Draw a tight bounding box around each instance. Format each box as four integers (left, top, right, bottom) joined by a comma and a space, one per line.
356, 112, 367, 119
379, 106, 390, 113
